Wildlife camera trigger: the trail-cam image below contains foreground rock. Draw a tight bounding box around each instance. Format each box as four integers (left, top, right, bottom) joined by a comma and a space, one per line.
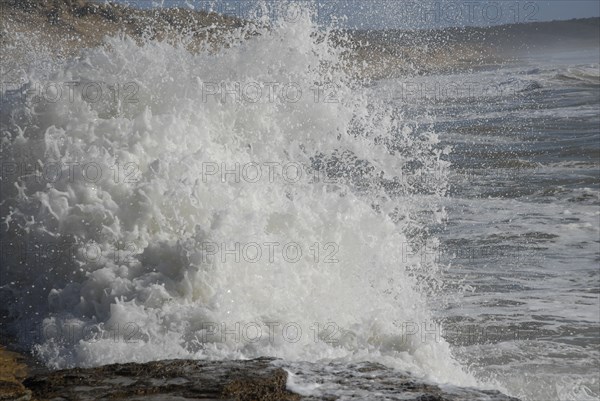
19, 357, 521, 401
0, 347, 31, 401
23, 357, 299, 401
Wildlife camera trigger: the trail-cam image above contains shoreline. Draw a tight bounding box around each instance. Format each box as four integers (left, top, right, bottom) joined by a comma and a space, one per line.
4, 0, 595, 82
0, 347, 522, 401
0, 346, 32, 401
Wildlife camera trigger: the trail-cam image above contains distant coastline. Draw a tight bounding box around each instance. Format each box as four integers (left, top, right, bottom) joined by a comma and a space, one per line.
2, 0, 598, 80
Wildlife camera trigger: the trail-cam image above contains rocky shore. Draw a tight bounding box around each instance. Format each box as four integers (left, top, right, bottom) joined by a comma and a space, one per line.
0, 347, 31, 401
0, 351, 523, 401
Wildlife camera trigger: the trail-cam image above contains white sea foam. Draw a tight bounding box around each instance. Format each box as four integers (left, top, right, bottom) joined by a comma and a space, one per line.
0, 10, 477, 387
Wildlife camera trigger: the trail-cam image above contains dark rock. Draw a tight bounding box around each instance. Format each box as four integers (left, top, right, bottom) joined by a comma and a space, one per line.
19, 357, 522, 401
23, 357, 300, 401
0, 347, 31, 401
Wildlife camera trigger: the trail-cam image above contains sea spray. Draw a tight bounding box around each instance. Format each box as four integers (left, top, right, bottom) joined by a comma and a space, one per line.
0, 4, 474, 387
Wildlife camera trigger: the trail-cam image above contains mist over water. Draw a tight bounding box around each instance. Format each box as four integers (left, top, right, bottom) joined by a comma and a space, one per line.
1, 4, 471, 381
0, 2, 598, 401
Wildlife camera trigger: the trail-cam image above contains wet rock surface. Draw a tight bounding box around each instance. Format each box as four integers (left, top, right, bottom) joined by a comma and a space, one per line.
16, 357, 522, 401
279, 360, 522, 401
23, 357, 299, 401
0, 346, 31, 401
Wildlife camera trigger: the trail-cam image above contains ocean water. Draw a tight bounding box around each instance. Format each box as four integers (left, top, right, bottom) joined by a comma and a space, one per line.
1, 4, 598, 401
374, 54, 599, 400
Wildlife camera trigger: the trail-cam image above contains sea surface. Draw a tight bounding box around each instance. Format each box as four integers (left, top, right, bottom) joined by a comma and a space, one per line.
373, 50, 600, 400
0, 5, 598, 401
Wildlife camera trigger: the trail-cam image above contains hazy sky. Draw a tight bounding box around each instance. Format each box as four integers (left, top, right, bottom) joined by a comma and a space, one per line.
538, 1, 600, 21
122, 0, 600, 29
